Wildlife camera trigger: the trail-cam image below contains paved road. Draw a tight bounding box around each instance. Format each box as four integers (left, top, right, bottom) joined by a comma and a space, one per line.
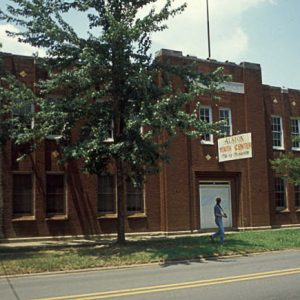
1, 250, 300, 300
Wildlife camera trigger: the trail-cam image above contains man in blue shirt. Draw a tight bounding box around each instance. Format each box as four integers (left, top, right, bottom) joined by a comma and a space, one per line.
210, 197, 227, 244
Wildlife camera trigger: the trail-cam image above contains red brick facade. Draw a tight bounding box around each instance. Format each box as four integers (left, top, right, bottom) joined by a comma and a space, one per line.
1, 50, 300, 238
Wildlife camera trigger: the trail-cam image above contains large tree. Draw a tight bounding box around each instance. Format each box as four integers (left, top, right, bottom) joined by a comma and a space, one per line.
0, 0, 225, 243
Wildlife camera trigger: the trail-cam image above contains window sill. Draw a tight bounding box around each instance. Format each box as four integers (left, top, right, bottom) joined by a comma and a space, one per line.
276, 208, 290, 213
45, 215, 68, 221
97, 213, 147, 219
273, 147, 285, 151
200, 141, 214, 145
104, 139, 114, 143
128, 213, 147, 219
295, 208, 300, 213
12, 216, 36, 222
292, 148, 300, 152
46, 135, 62, 140
98, 213, 118, 219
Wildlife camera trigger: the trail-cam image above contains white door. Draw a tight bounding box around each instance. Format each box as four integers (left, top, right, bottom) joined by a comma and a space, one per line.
199, 183, 232, 229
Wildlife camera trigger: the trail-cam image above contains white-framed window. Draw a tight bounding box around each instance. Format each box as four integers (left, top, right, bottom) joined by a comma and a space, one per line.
199, 106, 213, 144
272, 116, 284, 150
46, 173, 66, 215
275, 177, 286, 209
219, 107, 232, 136
12, 172, 34, 216
290, 118, 300, 150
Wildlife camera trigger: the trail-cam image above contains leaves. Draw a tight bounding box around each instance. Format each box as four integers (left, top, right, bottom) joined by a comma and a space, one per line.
271, 153, 300, 185
0, 0, 227, 184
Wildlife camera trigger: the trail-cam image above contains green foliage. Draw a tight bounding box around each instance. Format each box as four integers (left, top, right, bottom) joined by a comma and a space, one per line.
0, 74, 36, 145
271, 152, 300, 185
0, 0, 227, 184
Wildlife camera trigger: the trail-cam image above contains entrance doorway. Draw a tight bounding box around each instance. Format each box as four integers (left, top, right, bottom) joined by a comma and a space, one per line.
199, 182, 232, 229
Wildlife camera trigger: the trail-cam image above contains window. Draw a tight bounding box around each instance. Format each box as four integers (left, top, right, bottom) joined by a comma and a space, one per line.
294, 185, 300, 208
275, 177, 286, 209
98, 174, 115, 213
127, 181, 143, 212
199, 106, 213, 144
97, 175, 144, 214
12, 101, 34, 129
290, 118, 300, 150
219, 108, 232, 136
45, 97, 63, 140
105, 120, 114, 142
46, 173, 66, 215
272, 116, 284, 149
13, 173, 33, 216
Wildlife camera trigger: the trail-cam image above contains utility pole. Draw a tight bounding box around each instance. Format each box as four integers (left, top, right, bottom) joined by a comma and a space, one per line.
206, 0, 211, 58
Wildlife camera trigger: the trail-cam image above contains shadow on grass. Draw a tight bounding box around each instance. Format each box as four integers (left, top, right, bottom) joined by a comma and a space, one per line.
74, 235, 259, 267
0, 233, 277, 276
1, 229, 300, 276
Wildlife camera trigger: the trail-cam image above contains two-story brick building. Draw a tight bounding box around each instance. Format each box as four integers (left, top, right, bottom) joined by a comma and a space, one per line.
1, 49, 300, 239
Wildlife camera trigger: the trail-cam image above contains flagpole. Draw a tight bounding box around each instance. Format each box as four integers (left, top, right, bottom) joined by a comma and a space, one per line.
206, 0, 211, 58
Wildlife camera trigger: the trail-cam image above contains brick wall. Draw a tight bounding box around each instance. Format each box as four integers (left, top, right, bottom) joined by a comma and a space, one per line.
1, 50, 300, 238
264, 85, 300, 226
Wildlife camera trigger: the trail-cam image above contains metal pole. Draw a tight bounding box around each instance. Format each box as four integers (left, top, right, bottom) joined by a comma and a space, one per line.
206, 0, 211, 58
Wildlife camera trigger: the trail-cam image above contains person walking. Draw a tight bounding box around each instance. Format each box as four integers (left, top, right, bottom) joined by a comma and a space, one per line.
210, 197, 227, 244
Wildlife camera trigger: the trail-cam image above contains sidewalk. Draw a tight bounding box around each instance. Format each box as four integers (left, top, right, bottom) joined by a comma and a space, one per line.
4, 227, 293, 250
0, 231, 216, 250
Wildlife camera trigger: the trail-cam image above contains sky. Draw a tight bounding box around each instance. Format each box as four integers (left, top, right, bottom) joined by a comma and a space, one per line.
0, 0, 300, 89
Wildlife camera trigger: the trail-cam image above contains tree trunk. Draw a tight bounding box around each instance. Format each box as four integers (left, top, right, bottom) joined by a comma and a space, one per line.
116, 160, 126, 244
0, 145, 4, 239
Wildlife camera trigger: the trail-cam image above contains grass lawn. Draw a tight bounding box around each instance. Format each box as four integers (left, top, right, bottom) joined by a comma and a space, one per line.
0, 229, 299, 276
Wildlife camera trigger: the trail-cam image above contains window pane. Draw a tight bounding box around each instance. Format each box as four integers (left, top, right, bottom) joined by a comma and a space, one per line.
200, 107, 210, 122
294, 185, 300, 207
199, 106, 212, 142
12, 101, 33, 129
219, 108, 232, 136
127, 182, 143, 212
13, 174, 33, 215
46, 174, 65, 214
272, 116, 283, 148
275, 177, 285, 208
98, 175, 115, 213
273, 132, 281, 147
291, 119, 300, 149
104, 120, 114, 142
